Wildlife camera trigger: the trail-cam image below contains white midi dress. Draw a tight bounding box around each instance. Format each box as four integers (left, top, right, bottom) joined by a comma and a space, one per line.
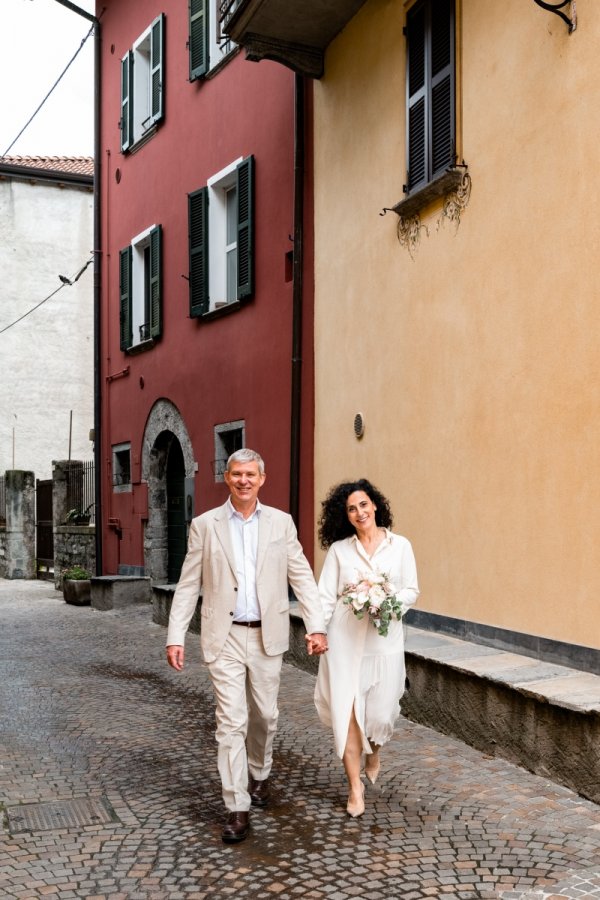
314, 531, 419, 758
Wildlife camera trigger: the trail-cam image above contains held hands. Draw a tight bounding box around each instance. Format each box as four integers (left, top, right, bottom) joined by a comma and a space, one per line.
166, 645, 185, 671
305, 633, 328, 656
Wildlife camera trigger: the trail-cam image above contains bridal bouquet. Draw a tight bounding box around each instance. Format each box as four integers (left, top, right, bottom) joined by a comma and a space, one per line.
340, 571, 403, 637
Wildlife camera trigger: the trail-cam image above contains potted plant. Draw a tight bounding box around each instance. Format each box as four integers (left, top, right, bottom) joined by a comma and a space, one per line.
64, 503, 94, 526
62, 565, 92, 606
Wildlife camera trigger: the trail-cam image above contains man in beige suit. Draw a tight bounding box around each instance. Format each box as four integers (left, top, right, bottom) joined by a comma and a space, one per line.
166, 448, 327, 843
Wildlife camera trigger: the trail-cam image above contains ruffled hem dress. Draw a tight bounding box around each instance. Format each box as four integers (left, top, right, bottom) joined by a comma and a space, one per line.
314, 531, 419, 758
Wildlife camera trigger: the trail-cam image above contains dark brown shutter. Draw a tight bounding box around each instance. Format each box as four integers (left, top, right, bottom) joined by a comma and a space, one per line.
406, 3, 427, 192
406, 0, 455, 192
431, 0, 454, 178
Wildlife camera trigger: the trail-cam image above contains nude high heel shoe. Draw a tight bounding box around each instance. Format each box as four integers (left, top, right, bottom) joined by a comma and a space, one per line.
364, 751, 381, 785
346, 782, 365, 818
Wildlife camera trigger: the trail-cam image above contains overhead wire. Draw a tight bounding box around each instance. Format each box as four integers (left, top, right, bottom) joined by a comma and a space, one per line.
0, 256, 93, 335
2, 20, 95, 157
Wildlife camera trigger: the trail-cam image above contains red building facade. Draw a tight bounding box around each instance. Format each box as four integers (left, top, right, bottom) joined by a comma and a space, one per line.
97, 0, 314, 579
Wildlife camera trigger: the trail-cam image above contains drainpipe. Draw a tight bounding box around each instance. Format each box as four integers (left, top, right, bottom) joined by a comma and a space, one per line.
289, 74, 305, 526
53, 1, 103, 574
92, 16, 102, 575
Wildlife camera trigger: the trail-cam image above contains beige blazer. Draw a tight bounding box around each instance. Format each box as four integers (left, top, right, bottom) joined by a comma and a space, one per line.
166, 502, 325, 663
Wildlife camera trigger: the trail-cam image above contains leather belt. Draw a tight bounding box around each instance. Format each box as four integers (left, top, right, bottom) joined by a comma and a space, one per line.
232, 620, 262, 628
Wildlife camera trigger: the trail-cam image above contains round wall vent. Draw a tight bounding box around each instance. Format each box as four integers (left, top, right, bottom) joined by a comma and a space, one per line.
353, 413, 365, 439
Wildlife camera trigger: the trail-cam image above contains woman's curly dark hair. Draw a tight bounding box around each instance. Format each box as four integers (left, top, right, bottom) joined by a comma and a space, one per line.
318, 479, 393, 549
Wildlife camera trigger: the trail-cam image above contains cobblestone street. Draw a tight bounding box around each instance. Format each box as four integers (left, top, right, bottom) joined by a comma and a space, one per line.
1, 579, 600, 899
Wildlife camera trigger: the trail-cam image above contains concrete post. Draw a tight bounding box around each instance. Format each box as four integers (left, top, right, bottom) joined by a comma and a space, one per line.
52, 459, 84, 529
5, 470, 36, 579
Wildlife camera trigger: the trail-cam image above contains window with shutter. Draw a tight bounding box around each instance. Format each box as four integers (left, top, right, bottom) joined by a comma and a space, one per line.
120, 14, 166, 153
406, 0, 455, 194
119, 225, 162, 352
187, 155, 255, 319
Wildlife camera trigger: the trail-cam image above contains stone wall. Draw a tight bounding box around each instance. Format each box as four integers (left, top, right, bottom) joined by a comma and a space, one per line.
0, 525, 6, 578
54, 526, 96, 589
53, 460, 96, 587
151, 584, 201, 634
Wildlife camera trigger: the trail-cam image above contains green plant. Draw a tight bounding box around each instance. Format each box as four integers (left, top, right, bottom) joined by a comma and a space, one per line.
64, 503, 94, 525
62, 565, 91, 581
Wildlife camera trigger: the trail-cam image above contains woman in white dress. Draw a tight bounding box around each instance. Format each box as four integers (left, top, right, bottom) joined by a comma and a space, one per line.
314, 479, 419, 817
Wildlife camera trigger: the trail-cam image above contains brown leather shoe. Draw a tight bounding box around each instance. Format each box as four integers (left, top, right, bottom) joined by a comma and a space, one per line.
249, 777, 270, 808
221, 811, 250, 843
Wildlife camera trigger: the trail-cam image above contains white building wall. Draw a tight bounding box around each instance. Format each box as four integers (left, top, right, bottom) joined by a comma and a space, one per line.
0, 177, 94, 479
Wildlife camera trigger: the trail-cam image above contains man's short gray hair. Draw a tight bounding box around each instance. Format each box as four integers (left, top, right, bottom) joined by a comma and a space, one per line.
226, 448, 265, 475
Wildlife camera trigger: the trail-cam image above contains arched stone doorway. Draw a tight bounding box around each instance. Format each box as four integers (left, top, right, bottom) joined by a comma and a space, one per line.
141, 400, 195, 583
166, 439, 186, 582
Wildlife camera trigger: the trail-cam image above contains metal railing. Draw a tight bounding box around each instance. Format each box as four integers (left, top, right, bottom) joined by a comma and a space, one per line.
220, 0, 244, 29
65, 461, 95, 524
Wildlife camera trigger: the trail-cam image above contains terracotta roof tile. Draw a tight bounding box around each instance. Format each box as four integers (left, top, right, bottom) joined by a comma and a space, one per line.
0, 156, 94, 177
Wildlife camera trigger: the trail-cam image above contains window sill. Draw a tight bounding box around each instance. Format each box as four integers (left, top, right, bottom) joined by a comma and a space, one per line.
392, 168, 464, 219
194, 297, 249, 323
124, 125, 158, 156
112, 484, 133, 494
126, 337, 156, 355
206, 46, 241, 79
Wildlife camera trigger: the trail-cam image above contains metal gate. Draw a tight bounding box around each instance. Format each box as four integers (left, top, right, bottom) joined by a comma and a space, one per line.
36, 479, 54, 580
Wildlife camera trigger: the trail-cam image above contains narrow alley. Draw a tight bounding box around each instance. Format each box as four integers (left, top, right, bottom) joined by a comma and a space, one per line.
2, 581, 600, 900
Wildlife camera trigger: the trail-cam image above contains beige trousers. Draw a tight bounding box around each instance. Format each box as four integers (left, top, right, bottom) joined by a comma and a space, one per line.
206, 625, 283, 811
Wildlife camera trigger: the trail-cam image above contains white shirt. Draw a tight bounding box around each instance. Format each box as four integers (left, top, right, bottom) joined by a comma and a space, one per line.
227, 496, 262, 622
318, 530, 419, 644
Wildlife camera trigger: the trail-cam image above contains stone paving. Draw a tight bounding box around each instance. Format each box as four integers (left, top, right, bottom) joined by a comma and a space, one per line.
1, 579, 600, 900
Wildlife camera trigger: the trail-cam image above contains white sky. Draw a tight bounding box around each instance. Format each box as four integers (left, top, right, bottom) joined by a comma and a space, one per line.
0, 0, 95, 157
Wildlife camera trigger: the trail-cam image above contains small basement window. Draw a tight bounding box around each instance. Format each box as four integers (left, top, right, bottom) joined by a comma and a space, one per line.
112, 443, 132, 492
214, 420, 245, 482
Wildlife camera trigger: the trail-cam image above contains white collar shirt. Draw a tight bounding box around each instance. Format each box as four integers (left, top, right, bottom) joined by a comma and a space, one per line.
318, 529, 419, 641
226, 496, 262, 622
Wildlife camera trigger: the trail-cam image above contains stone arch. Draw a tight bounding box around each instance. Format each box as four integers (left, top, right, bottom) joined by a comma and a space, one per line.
141, 399, 195, 582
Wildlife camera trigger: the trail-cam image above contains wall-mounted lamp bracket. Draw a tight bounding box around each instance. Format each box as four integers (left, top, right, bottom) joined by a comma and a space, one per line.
533, 0, 576, 33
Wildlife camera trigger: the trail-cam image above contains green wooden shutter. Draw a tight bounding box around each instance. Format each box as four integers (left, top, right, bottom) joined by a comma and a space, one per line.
149, 225, 162, 339
189, 187, 209, 317
189, 0, 208, 81
150, 14, 165, 127
119, 246, 132, 350
120, 51, 133, 152
236, 156, 254, 300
